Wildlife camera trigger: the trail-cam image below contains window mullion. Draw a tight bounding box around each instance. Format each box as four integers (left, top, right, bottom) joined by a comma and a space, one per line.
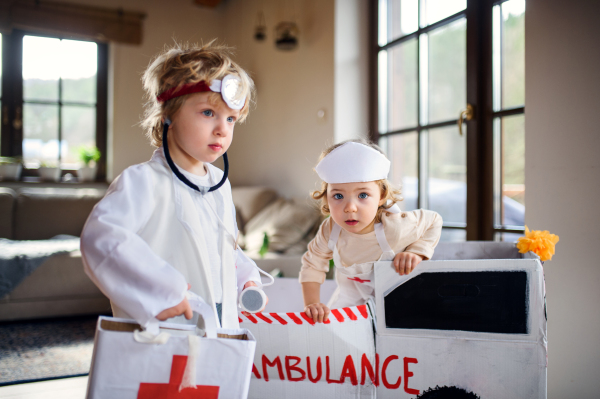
96, 42, 109, 181
418, 30, 428, 210
465, 0, 495, 240
1, 31, 25, 158
58, 73, 63, 163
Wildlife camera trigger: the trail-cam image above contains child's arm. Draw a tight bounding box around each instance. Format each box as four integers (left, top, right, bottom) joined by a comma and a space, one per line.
81, 165, 189, 329
299, 218, 332, 322
392, 209, 443, 276
302, 282, 330, 322
235, 249, 262, 292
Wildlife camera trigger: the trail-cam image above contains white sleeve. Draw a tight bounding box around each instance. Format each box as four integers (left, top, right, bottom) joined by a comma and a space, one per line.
80, 165, 188, 329
235, 249, 262, 293
231, 204, 261, 293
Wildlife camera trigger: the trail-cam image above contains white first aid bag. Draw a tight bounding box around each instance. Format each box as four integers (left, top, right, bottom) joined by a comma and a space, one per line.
86, 292, 256, 399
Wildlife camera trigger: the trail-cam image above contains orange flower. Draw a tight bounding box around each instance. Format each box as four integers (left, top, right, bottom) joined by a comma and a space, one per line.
516, 226, 560, 261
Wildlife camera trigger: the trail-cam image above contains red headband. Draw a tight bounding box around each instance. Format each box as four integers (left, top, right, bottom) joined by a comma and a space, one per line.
156, 81, 212, 103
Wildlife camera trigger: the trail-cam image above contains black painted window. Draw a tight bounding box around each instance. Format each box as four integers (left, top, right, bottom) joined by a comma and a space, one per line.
384, 271, 528, 334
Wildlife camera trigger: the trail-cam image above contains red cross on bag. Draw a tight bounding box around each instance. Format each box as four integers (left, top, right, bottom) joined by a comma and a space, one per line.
347, 277, 371, 283
137, 355, 219, 398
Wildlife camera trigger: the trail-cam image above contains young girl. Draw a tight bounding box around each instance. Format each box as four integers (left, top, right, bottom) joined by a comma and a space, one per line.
300, 139, 443, 323
81, 42, 263, 333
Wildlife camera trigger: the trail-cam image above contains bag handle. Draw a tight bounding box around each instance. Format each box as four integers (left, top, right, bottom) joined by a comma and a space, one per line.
135, 291, 218, 342
186, 291, 218, 338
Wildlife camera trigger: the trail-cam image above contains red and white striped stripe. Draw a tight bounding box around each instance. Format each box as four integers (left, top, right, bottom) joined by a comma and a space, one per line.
238, 304, 371, 325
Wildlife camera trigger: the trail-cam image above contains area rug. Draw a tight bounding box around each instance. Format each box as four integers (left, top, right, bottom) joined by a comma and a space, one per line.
0, 316, 99, 386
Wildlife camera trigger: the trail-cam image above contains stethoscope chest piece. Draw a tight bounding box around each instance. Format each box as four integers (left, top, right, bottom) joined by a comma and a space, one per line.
238, 286, 268, 313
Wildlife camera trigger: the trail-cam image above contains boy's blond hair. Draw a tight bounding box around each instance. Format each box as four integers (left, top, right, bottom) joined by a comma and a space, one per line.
312, 139, 403, 224
141, 40, 255, 147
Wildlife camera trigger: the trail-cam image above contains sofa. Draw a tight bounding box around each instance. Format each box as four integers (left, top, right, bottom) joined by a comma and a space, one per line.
0, 187, 110, 321
0, 185, 322, 321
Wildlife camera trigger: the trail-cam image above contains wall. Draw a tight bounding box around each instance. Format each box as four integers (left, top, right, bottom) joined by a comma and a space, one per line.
334, 0, 369, 143
526, 1, 600, 397
220, 0, 335, 199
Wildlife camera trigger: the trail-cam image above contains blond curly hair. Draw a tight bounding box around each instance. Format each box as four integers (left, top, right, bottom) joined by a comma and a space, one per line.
141, 40, 255, 147
311, 139, 403, 224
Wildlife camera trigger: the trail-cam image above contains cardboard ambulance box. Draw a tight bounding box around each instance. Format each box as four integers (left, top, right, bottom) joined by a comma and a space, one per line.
243, 242, 547, 399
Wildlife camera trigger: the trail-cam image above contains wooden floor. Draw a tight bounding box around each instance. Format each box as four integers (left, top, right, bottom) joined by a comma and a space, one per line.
0, 376, 88, 399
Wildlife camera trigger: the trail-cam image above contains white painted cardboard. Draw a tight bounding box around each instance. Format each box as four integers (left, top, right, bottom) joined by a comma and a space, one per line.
374, 258, 547, 398
240, 305, 377, 398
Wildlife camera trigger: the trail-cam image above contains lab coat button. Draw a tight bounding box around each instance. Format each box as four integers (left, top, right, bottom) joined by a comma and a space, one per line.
401, 213, 407, 218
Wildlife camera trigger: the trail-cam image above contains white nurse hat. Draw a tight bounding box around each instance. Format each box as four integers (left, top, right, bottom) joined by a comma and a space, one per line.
315, 142, 390, 184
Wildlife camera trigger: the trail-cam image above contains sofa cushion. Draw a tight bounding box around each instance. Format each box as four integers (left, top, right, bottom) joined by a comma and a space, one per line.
243, 197, 321, 255
231, 187, 278, 231
14, 188, 106, 240
0, 187, 16, 239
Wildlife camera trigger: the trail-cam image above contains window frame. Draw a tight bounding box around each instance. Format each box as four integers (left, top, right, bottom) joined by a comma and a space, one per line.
370, 0, 525, 241
0, 29, 108, 182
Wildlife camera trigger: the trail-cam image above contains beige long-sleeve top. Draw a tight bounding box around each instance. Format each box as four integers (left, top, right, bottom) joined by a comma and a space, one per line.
299, 209, 443, 284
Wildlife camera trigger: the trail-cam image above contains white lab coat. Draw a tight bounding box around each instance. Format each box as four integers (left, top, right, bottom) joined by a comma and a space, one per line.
80, 149, 260, 331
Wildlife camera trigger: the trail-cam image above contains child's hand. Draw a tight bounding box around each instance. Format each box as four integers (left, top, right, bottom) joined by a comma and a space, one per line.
241, 281, 269, 315
393, 252, 424, 276
304, 303, 330, 323
156, 284, 193, 321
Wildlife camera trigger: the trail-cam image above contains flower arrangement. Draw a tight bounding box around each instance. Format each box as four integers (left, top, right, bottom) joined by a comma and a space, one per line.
516, 226, 559, 261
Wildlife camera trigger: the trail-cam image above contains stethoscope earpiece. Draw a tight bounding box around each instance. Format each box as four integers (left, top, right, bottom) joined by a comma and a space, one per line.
162, 119, 229, 194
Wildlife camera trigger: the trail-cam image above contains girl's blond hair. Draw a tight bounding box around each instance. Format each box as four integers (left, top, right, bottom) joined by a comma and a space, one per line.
311, 139, 403, 224
141, 40, 255, 147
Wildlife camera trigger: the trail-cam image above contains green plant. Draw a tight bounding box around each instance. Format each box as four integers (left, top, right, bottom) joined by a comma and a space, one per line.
40, 160, 59, 168
0, 157, 21, 165
259, 232, 270, 258
77, 146, 101, 166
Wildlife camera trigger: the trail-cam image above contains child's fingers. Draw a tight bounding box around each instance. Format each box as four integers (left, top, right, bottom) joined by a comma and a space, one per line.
305, 306, 315, 321
323, 307, 330, 322
305, 304, 328, 323
183, 301, 193, 320
317, 306, 325, 323
398, 256, 407, 275
393, 256, 400, 274
312, 306, 320, 322
409, 256, 419, 273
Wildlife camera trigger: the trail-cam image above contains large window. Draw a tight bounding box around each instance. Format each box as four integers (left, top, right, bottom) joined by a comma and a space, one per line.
374, 0, 525, 241
1, 31, 108, 181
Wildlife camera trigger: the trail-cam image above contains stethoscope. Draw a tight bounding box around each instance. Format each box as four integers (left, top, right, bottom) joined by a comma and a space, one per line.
162, 118, 228, 195
161, 117, 274, 313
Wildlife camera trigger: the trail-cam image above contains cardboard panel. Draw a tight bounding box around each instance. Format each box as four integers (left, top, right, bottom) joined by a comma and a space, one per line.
375, 335, 545, 398
374, 259, 547, 398
241, 306, 377, 398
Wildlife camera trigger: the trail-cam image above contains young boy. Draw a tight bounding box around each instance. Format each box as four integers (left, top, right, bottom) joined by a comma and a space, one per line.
81, 41, 262, 332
